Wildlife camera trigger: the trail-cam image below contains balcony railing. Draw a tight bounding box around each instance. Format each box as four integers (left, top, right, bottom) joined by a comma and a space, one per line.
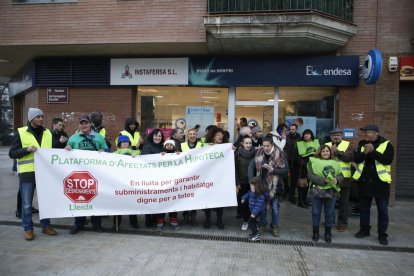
208, 0, 353, 21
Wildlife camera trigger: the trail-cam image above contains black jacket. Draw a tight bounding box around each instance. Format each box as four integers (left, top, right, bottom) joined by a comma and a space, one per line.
9, 124, 47, 182
354, 135, 394, 198
141, 141, 163, 155
51, 128, 68, 149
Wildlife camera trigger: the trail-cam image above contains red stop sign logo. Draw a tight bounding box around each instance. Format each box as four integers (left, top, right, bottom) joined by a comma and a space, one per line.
64, 171, 98, 203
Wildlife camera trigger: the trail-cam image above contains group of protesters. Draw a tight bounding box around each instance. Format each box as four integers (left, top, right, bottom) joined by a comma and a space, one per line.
9, 109, 394, 245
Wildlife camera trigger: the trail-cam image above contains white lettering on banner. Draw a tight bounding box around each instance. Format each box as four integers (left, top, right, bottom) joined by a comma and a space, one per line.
306, 65, 352, 76
34, 145, 237, 219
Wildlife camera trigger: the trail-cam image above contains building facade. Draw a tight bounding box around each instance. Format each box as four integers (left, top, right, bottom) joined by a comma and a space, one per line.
0, 0, 413, 200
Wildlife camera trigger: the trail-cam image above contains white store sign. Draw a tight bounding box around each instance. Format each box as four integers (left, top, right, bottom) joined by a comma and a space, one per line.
110, 58, 189, 85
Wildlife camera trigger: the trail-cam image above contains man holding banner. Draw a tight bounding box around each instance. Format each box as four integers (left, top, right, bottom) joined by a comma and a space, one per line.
9, 108, 57, 241
65, 114, 108, 234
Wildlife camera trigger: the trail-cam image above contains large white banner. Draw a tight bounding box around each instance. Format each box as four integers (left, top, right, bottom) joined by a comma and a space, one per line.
35, 144, 237, 219
110, 58, 189, 85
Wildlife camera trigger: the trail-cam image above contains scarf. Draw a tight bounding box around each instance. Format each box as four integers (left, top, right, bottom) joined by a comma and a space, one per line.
237, 146, 256, 160
255, 146, 286, 199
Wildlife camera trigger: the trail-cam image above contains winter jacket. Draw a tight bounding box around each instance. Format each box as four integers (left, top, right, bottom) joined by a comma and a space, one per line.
141, 141, 163, 155
354, 135, 394, 198
241, 191, 266, 217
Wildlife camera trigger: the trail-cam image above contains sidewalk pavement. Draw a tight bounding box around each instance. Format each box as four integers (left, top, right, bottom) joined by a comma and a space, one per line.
1, 147, 413, 275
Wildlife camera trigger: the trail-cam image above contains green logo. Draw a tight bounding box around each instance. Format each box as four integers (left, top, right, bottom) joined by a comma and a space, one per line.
306, 147, 316, 154
322, 165, 335, 177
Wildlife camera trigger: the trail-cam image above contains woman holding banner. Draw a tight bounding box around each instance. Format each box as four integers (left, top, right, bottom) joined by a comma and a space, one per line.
141, 129, 164, 228
203, 127, 229, 230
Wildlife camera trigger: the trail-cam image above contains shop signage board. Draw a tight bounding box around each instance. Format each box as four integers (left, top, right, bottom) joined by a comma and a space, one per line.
110, 58, 189, 85
189, 56, 360, 86
47, 87, 68, 103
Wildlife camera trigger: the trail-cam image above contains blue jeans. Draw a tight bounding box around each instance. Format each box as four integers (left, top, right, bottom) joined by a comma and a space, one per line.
20, 181, 50, 231
312, 196, 336, 227
259, 196, 280, 227
359, 197, 389, 235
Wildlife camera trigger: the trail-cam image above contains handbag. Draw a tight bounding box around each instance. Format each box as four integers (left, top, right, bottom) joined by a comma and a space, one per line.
296, 163, 308, 187
312, 185, 333, 199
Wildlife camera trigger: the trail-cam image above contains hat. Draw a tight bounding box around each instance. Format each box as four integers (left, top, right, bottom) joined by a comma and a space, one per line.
360, 124, 379, 133
251, 125, 262, 133
329, 128, 343, 134
118, 135, 130, 144
28, 108, 43, 122
163, 139, 175, 147
79, 115, 91, 123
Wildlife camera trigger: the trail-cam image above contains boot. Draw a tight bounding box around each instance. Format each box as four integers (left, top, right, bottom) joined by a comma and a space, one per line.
312, 226, 319, 242
325, 227, 332, 243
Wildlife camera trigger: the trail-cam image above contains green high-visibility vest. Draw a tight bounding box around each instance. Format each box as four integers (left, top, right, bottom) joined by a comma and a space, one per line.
326, 140, 352, 178
353, 141, 392, 183
309, 157, 341, 192
17, 126, 52, 173
297, 139, 320, 157
181, 141, 203, 152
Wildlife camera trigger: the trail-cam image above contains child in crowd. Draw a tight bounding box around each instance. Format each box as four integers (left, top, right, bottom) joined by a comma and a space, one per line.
112, 135, 139, 231
155, 139, 181, 231
241, 177, 266, 242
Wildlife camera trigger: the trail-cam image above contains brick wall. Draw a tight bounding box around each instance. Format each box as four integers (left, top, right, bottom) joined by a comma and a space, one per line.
0, 0, 207, 45
36, 86, 135, 151
339, 0, 414, 201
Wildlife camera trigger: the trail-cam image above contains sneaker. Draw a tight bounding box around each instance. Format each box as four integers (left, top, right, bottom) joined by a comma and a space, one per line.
241, 222, 249, 231
337, 224, 346, 232
93, 225, 104, 233
216, 221, 225, 230
69, 226, 84, 235
24, 230, 34, 241
379, 236, 388, 246
41, 226, 57, 236
355, 229, 370, 238
249, 234, 260, 242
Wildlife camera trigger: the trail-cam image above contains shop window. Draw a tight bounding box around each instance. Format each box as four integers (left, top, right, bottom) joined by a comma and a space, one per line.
279, 87, 335, 141
235, 86, 336, 140
137, 86, 228, 139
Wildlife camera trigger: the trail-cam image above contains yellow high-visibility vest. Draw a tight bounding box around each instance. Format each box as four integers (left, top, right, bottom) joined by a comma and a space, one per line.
17, 126, 52, 173
352, 141, 392, 183
115, 130, 141, 148
99, 128, 106, 138
181, 141, 203, 152
326, 140, 352, 178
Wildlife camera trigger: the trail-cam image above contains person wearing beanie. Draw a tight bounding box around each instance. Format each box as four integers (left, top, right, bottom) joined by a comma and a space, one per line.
9, 108, 57, 240
115, 117, 143, 153
112, 135, 139, 231
65, 114, 108, 234
251, 125, 263, 148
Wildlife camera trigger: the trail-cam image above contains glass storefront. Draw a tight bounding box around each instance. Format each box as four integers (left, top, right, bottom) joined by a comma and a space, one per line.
136, 86, 336, 141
